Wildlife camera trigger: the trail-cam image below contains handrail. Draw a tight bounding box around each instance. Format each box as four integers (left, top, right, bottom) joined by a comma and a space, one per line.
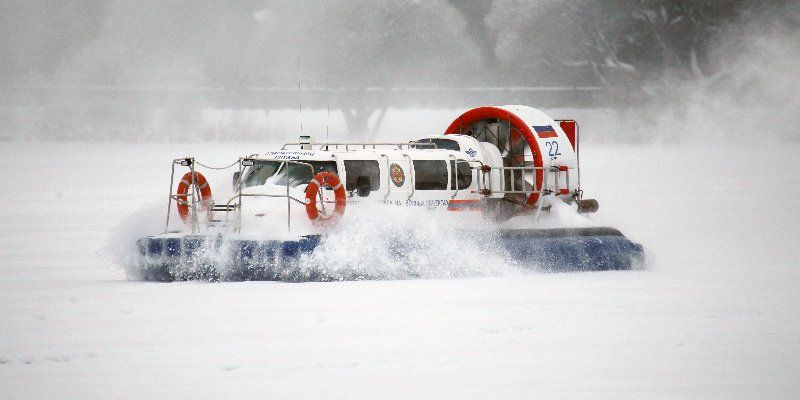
403, 153, 415, 199
165, 157, 204, 234
281, 142, 437, 151
165, 156, 318, 234
163, 154, 574, 233
453, 160, 484, 199
380, 154, 391, 200
164, 159, 178, 233
471, 164, 574, 196
236, 158, 315, 232
449, 154, 457, 199
532, 168, 550, 221
189, 160, 199, 234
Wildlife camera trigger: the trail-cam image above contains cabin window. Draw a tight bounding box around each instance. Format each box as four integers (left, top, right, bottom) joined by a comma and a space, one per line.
243, 161, 281, 188
450, 160, 472, 189
285, 161, 338, 187
243, 160, 337, 188
413, 160, 448, 190
344, 160, 381, 191
411, 138, 460, 151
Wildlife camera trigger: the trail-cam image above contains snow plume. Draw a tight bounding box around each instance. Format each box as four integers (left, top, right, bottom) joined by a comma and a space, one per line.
101, 202, 173, 278
616, 3, 800, 144
503, 197, 598, 230
109, 200, 525, 282
294, 203, 515, 281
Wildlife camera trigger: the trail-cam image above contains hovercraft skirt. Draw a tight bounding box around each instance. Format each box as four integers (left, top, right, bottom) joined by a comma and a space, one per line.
134, 228, 644, 282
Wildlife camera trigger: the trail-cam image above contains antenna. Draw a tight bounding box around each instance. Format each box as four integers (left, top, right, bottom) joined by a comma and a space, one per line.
297, 56, 303, 134
326, 101, 330, 142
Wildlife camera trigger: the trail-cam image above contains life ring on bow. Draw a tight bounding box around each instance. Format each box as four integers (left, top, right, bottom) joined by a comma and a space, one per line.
176, 171, 213, 224
305, 171, 346, 224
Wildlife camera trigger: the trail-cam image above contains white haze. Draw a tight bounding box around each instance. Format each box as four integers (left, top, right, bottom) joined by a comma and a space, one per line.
0, 2, 797, 144
1, 1, 799, 398
614, 7, 800, 144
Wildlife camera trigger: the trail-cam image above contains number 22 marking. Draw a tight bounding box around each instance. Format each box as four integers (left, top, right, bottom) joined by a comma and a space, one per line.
545, 141, 561, 157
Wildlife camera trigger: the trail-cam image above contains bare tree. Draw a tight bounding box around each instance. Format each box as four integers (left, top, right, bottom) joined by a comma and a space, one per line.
238, 0, 484, 138
489, 0, 763, 88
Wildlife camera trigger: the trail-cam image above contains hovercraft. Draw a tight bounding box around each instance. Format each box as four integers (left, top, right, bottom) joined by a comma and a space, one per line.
133, 106, 644, 281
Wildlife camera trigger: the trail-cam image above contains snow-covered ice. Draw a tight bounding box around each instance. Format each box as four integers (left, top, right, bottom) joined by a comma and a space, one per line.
0, 141, 798, 399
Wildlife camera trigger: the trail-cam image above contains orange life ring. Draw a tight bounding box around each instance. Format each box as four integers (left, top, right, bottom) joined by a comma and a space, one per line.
305, 171, 346, 224
176, 171, 213, 224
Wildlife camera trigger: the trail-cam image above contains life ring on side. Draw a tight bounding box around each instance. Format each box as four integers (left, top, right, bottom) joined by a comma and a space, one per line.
305, 171, 346, 224
176, 171, 213, 224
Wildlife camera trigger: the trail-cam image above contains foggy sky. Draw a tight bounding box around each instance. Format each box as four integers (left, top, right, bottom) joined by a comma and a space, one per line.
0, 0, 797, 141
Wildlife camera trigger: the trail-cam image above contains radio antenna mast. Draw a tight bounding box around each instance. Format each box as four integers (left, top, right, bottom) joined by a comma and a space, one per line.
297, 56, 303, 134
326, 101, 330, 142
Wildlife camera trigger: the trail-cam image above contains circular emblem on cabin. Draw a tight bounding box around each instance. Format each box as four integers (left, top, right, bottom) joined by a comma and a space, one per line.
390, 163, 405, 187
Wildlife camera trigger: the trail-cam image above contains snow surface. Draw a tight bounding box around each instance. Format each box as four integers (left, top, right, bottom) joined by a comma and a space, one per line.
1, 141, 799, 399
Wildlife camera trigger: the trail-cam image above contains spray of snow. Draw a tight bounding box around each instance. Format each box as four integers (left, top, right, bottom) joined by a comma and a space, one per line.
294, 202, 516, 280
109, 198, 530, 281
502, 197, 598, 230
101, 202, 172, 279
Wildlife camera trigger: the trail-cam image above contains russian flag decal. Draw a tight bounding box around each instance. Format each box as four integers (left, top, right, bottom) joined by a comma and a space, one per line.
533, 125, 558, 138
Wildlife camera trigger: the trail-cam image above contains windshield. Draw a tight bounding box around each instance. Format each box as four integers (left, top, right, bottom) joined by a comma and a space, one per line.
242, 160, 338, 188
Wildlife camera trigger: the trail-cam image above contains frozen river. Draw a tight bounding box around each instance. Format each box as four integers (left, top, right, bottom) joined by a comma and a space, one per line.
1, 140, 798, 399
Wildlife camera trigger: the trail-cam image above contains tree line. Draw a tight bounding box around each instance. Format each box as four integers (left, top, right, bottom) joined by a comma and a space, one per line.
1, 0, 795, 138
